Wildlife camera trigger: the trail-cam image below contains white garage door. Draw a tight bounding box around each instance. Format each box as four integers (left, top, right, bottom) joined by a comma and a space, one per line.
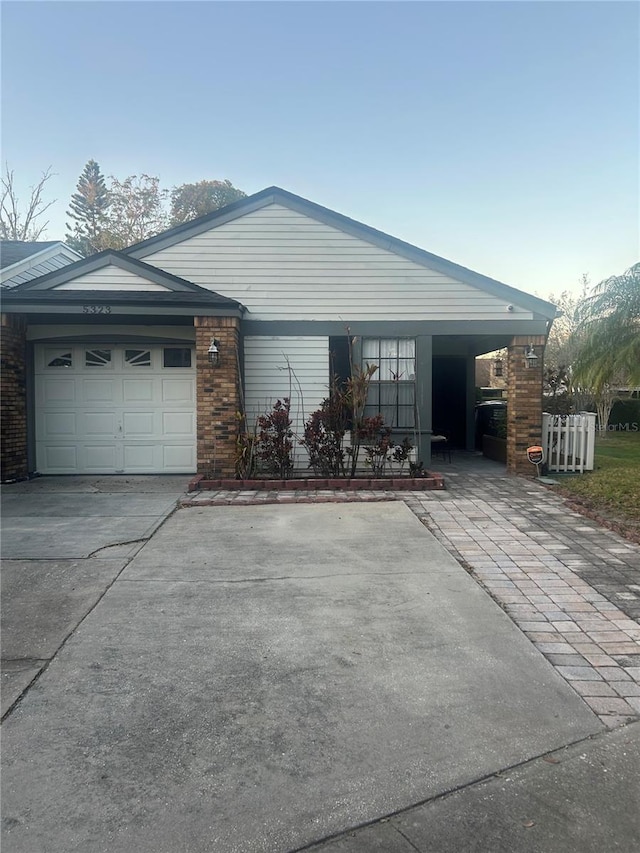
35, 344, 196, 474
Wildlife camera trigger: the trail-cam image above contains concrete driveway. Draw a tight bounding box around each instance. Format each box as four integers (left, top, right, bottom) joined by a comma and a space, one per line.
1, 475, 187, 716
1, 498, 603, 853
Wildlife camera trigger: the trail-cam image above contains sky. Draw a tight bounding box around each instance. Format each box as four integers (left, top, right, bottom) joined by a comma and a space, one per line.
2, 0, 638, 301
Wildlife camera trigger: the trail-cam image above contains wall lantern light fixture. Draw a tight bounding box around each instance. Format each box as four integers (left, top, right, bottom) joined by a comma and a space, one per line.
524, 344, 539, 369
208, 338, 221, 366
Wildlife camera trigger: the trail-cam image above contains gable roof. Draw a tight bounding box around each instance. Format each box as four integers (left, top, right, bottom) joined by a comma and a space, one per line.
2, 249, 243, 313
1, 240, 61, 269
7, 249, 234, 301
124, 186, 558, 320
1, 240, 83, 289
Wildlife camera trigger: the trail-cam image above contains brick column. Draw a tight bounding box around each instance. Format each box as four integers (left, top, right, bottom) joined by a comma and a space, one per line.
195, 316, 241, 477
1, 313, 28, 482
506, 335, 546, 475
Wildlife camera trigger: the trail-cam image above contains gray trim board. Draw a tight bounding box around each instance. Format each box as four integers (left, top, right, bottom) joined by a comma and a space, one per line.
28, 335, 195, 345
124, 186, 558, 320
416, 335, 433, 464
26, 342, 36, 474
2, 304, 242, 318
240, 319, 550, 337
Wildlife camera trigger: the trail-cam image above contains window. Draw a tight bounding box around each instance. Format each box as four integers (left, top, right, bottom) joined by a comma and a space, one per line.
163, 347, 192, 368
362, 338, 416, 429
47, 350, 73, 368
125, 349, 152, 367
85, 349, 112, 367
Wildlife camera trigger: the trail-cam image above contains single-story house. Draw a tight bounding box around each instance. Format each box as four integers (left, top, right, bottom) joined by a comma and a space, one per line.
1, 240, 82, 289
0, 187, 557, 481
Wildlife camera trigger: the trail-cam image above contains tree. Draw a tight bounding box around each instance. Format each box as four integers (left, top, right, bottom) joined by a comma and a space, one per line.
66, 160, 110, 256
1, 165, 56, 241
63, 168, 246, 253
545, 275, 590, 372
100, 174, 169, 250
573, 263, 640, 391
170, 179, 246, 226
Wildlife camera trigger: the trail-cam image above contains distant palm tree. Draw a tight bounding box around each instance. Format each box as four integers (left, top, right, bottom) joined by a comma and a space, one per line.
574, 262, 640, 391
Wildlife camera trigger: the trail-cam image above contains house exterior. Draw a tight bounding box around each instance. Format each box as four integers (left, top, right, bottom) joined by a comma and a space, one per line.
0, 187, 557, 481
1, 241, 82, 289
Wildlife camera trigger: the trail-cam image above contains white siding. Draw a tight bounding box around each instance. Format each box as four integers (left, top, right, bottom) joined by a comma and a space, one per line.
55, 266, 169, 291
243, 336, 329, 466
143, 204, 534, 321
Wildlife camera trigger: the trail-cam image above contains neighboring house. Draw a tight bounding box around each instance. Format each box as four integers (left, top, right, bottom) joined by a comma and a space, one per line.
475, 354, 508, 396
0, 187, 557, 481
1, 241, 82, 289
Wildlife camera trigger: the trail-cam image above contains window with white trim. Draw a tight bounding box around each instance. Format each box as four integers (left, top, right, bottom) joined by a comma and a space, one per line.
362, 338, 416, 428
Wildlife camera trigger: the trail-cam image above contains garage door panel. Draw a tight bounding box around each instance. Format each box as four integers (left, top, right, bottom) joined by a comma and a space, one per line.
123, 411, 156, 437
42, 412, 76, 437
83, 412, 117, 436
162, 412, 194, 436
163, 445, 196, 470
162, 379, 193, 402
83, 379, 115, 403
123, 379, 155, 403
123, 444, 156, 470
35, 344, 196, 474
84, 445, 119, 470
41, 378, 76, 403
41, 445, 78, 471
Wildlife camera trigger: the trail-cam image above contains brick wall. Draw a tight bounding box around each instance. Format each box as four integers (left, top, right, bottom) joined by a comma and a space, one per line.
506, 335, 546, 475
195, 316, 241, 476
1, 313, 28, 481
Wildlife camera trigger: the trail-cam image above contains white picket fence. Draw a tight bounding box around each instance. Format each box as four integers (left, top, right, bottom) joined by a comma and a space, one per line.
542, 412, 597, 473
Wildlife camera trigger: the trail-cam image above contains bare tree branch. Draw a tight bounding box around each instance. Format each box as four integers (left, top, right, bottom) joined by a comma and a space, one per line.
1, 164, 56, 241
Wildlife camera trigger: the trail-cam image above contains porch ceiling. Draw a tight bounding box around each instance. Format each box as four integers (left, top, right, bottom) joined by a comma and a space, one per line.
432, 334, 514, 357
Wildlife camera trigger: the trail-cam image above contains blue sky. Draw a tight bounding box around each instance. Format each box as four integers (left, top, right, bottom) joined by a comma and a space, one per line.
2, 1, 638, 300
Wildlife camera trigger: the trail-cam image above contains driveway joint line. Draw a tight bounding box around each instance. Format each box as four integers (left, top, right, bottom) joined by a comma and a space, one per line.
289, 725, 624, 852
1, 499, 181, 721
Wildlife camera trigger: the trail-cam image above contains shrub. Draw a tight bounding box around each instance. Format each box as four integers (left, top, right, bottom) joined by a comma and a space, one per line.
234, 411, 256, 479
256, 399, 294, 478
608, 398, 640, 429
302, 392, 348, 477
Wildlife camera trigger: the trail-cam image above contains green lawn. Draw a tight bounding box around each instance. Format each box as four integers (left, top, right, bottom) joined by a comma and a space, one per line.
555, 431, 640, 532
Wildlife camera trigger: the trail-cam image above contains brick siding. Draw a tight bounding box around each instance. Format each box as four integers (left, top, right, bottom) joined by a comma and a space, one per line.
195, 316, 241, 477
506, 334, 546, 475
1, 313, 28, 481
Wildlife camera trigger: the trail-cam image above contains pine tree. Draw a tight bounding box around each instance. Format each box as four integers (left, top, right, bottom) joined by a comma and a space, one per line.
66, 160, 110, 256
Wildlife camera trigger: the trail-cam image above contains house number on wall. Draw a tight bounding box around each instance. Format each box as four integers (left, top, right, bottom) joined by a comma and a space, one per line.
82, 305, 112, 314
